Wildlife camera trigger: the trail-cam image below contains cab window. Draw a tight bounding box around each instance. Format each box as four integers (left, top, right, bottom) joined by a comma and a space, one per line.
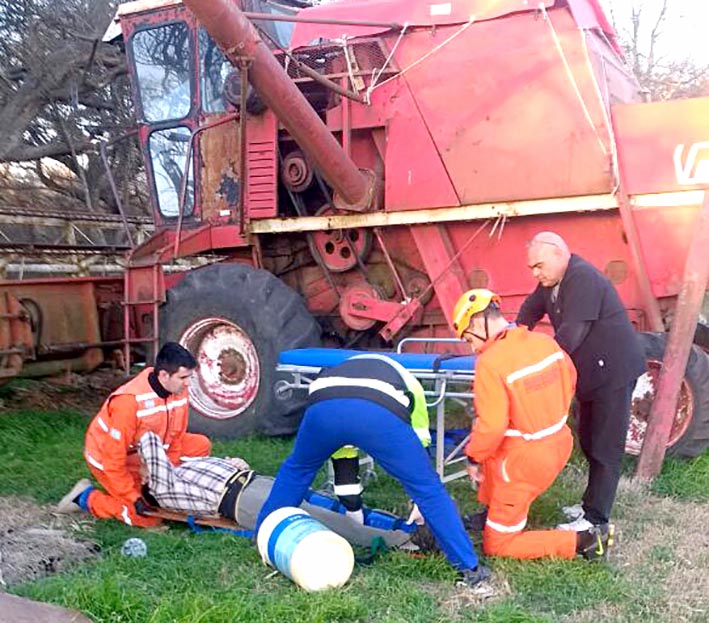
148, 127, 195, 218
133, 22, 193, 122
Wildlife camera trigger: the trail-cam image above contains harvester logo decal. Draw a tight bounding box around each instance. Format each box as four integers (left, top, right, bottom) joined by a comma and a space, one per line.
674, 142, 709, 186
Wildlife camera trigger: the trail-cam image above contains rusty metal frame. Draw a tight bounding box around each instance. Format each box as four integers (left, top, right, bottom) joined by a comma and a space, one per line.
99, 129, 142, 249
637, 188, 709, 479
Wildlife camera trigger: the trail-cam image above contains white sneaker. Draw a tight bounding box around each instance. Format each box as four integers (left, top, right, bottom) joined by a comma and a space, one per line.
56, 478, 92, 514
561, 503, 584, 521
556, 516, 594, 532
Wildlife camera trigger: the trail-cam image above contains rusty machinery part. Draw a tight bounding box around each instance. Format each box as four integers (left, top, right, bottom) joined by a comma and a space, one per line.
222, 71, 267, 115
160, 262, 321, 439
308, 205, 372, 273
18, 298, 42, 347
183, 0, 371, 209
0, 292, 34, 383
332, 168, 379, 213
403, 274, 433, 306
281, 150, 314, 193
339, 284, 384, 331
627, 332, 709, 458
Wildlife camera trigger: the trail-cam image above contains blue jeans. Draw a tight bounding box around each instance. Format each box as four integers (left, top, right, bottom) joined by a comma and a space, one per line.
255, 398, 479, 571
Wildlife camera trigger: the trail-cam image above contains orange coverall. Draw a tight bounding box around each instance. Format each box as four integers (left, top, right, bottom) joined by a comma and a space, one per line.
466, 326, 577, 559
84, 368, 211, 527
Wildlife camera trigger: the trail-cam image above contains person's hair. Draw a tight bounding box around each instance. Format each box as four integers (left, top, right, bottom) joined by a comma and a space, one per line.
472, 303, 504, 321
483, 304, 504, 320
154, 342, 196, 374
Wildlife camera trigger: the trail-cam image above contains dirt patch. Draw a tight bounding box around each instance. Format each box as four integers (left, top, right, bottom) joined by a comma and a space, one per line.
612, 478, 709, 622
561, 477, 709, 623
0, 369, 126, 415
439, 575, 511, 612
0, 497, 99, 588
418, 573, 511, 617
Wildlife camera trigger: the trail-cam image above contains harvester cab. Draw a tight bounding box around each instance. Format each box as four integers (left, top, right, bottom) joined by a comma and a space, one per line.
8, 0, 707, 453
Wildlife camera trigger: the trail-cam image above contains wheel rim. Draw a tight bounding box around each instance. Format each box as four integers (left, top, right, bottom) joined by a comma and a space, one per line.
179, 317, 260, 420
626, 359, 694, 455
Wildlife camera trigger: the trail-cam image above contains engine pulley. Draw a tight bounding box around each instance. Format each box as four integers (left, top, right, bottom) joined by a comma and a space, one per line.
339, 284, 382, 331
281, 150, 314, 193
308, 205, 372, 273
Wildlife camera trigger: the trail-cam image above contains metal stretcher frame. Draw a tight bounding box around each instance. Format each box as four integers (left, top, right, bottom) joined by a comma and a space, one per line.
275, 338, 476, 484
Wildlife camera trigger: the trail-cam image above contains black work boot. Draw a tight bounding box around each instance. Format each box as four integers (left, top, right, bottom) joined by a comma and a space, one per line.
576, 523, 615, 560
462, 509, 488, 532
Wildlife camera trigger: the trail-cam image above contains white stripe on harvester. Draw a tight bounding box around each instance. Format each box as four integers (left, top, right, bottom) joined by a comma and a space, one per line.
505, 351, 564, 385
96, 417, 109, 433
121, 505, 133, 526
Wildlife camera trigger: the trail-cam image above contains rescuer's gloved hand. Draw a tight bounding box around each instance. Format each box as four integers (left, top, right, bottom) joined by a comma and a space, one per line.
406, 502, 425, 526
134, 497, 155, 517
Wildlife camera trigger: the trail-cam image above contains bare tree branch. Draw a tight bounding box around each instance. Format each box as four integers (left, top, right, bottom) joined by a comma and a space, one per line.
0, 0, 148, 216
609, 0, 709, 101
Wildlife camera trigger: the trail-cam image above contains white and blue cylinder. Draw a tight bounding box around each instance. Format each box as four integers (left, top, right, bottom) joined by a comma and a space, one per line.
257, 507, 354, 591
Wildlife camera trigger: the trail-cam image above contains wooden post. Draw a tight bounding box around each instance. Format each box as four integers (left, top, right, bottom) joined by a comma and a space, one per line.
636, 188, 709, 480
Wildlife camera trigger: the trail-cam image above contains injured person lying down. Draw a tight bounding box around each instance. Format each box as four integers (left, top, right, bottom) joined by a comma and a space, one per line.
137, 431, 417, 549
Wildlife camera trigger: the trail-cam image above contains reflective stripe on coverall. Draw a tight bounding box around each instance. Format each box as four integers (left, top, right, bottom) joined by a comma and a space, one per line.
324, 354, 432, 504
256, 398, 479, 571
84, 368, 211, 527
466, 326, 578, 559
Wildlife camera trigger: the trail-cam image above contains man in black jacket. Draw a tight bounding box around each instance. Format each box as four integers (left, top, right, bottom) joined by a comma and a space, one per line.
516, 232, 646, 531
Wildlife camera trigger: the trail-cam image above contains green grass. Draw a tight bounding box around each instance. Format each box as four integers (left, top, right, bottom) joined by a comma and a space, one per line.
0, 409, 92, 503
651, 453, 709, 502
1, 408, 707, 622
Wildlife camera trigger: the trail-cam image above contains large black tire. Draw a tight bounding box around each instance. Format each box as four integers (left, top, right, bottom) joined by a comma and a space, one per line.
629, 332, 709, 458
160, 263, 321, 439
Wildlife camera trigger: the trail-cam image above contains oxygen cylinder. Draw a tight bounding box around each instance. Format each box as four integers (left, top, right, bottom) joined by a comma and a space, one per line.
256, 507, 354, 591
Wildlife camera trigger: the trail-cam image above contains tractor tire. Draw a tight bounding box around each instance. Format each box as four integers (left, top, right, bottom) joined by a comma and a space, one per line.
628, 332, 709, 458
160, 263, 321, 439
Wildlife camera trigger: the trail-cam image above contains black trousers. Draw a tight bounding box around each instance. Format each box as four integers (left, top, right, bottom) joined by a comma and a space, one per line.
578, 382, 634, 525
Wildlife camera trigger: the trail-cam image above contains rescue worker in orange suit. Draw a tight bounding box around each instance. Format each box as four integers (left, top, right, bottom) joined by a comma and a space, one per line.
452, 289, 613, 560
57, 342, 212, 527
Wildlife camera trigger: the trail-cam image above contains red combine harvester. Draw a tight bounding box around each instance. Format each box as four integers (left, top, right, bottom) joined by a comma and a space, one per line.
1, 0, 708, 457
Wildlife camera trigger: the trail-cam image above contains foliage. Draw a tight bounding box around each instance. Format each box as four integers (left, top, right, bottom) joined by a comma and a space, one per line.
0, 0, 146, 215
602, 0, 709, 100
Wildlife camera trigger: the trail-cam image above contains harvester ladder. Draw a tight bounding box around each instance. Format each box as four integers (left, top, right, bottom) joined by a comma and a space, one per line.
122, 262, 162, 374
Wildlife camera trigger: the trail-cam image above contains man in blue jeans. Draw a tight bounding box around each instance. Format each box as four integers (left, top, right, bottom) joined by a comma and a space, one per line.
255, 354, 490, 590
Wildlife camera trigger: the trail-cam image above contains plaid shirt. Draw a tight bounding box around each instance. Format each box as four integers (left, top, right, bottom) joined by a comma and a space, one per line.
138, 432, 248, 515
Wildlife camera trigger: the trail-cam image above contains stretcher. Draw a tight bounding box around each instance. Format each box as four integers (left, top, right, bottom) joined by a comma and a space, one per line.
276, 338, 476, 483
145, 476, 416, 549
